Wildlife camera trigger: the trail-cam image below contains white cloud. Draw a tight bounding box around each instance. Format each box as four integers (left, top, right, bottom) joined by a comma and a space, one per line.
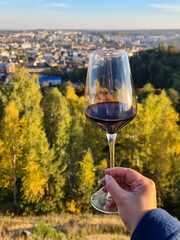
148, 4, 180, 12
44, 3, 68, 8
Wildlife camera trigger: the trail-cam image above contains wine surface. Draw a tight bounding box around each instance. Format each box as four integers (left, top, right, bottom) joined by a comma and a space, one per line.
85, 102, 136, 134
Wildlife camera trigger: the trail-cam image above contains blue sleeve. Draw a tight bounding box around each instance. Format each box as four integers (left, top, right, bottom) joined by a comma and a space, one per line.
131, 208, 180, 240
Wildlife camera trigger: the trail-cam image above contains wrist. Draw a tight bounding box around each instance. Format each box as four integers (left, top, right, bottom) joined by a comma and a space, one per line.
131, 208, 157, 233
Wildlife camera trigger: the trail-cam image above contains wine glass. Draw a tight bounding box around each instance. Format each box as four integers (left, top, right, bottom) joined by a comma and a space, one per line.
84, 50, 137, 214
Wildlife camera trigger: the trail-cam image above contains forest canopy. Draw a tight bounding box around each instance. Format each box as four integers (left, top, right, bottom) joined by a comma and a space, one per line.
130, 45, 180, 92
0, 46, 179, 219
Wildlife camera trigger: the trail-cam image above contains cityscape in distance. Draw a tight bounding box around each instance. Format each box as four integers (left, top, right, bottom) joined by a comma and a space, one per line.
0, 29, 180, 85
0, 26, 180, 240
0, 0, 180, 238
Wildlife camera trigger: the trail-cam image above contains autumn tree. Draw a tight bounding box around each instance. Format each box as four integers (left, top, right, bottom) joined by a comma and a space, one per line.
0, 102, 26, 210
23, 55, 28, 63
77, 148, 95, 211
0, 65, 180, 217
64, 83, 86, 206
42, 87, 71, 154
141, 91, 180, 208
41, 87, 71, 212
117, 89, 180, 212
167, 88, 179, 107
5, 67, 54, 212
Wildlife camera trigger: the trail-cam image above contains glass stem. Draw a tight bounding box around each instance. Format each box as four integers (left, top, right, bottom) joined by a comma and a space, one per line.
106, 133, 117, 168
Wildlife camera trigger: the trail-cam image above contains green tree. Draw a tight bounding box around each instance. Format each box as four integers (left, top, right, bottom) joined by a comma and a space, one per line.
23, 55, 28, 63
41, 87, 71, 212
133, 63, 148, 88
65, 112, 85, 203
137, 83, 155, 102
77, 148, 95, 211
6, 67, 55, 212
168, 45, 179, 53
130, 46, 180, 90
172, 73, 180, 93
120, 90, 180, 209
42, 88, 71, 152
148, 60, 162, 87
110, 84, 180, 218
64, 84, 86, 205
167, 88, 179, 107
0, 102, 26, 209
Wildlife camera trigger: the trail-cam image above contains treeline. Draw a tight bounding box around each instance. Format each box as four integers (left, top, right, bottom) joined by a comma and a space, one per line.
44, 67, 87, 83
0, 66, 179, 218
44, 45, 180, 94
130, 45, 180, 91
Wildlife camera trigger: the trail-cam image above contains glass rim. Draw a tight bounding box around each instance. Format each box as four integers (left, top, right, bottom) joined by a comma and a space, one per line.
90, 49, 128, 57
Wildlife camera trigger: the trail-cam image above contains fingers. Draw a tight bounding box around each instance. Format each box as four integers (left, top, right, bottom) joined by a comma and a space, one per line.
103, 167, 146, 185
99, 176, 132, 191
105, 174, 124, 204
98, 178, 106, 185
104, 198, 118, 212
100, 186, 108, 193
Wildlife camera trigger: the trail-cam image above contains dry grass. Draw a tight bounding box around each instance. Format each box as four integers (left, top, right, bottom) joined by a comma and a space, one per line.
86, 233, 130, 240
86, 234, 130, 240
0, 214, 131, 240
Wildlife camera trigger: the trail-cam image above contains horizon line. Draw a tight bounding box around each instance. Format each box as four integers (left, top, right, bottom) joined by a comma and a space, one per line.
0, 28, 180, 32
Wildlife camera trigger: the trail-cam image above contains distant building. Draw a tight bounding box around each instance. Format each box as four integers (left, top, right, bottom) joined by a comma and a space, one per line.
0, 51, 9, 57
24, 62, 37, 67
0, 63, 15, 75
20, 43, 32, 49
38, 75, 62, 86
73, 51, 78, 58
37, 59, 46, 67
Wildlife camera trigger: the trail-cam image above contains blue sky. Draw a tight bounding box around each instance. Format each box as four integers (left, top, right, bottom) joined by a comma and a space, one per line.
0, 0, 180, 30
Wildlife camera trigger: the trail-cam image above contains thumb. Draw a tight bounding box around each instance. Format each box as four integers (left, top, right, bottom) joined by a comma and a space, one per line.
105, 174, 124, 205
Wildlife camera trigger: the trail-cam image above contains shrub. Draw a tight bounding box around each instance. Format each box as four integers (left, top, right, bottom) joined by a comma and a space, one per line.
32, 220, 63, 240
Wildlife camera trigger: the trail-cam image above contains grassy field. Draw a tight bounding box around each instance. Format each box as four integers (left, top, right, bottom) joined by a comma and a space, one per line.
0, 214, 131, 240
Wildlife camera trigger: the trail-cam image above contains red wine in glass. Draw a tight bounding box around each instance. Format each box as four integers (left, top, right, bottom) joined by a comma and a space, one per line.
85, 102, 136, 134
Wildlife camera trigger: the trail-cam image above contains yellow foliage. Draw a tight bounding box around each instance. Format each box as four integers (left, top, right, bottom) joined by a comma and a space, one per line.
66, 85, 84, 113
66, 85, 78, 102
79, 149, 95, 190
0, 102, 26, 189
22, 161, 46, 203
66, 200, 81, 215
126, 91, 180, 204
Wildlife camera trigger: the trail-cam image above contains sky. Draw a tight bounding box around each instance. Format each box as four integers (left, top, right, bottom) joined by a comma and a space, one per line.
0, 0, 180, 30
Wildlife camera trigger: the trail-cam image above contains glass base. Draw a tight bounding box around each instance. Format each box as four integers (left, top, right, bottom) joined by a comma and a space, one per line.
91, 188, 118, 214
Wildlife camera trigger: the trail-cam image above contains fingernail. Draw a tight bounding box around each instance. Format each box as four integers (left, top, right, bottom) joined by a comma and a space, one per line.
105, 174, 110, 182
98, 179, 102, 184
103, 203, 110, 210
99, 186, 106, 192
103, 205, 108, 210
102, 168, 110, 173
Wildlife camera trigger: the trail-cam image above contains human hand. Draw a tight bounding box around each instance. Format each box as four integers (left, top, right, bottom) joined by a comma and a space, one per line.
99, 167, 157, 233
